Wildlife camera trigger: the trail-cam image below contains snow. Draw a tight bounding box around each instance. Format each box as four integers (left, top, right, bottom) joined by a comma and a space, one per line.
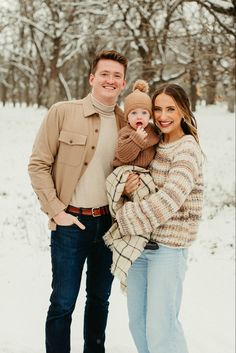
0, 102, 235, 353
208, 0, 234, 10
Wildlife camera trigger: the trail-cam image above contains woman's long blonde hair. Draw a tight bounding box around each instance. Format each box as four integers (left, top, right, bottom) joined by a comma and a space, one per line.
152, 83, 200, 144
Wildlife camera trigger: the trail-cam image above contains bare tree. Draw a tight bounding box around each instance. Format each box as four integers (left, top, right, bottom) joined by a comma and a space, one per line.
0, 0, 234, 110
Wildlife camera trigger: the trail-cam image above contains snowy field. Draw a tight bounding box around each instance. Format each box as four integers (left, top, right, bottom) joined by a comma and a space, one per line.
0, 102, 235, 353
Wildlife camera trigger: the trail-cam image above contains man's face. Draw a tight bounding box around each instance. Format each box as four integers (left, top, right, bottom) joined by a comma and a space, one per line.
89, 59, 126, 105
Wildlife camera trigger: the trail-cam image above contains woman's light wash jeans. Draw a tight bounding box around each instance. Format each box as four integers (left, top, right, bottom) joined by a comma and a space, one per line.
127, 245, 189, 353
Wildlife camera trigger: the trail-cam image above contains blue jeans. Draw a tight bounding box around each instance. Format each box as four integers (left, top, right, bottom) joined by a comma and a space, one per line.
127, 245, 189, 353
46, 213, 113, 353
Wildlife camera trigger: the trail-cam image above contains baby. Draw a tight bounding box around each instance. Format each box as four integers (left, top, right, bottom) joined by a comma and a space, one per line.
113, 80, 159, 168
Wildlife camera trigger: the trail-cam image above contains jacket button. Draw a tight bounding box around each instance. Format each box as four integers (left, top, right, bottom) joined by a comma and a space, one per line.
69, 140, 73, 144
84, 162, 88, 166
91, 146, 95, 149
95, 129, 99, 133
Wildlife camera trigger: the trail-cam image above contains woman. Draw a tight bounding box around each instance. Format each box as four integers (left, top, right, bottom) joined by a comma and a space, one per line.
116, 83, 204, 353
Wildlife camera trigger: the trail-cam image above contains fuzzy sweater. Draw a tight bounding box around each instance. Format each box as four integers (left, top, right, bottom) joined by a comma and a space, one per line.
116, 135, 204, 248
113, 123, 159, 168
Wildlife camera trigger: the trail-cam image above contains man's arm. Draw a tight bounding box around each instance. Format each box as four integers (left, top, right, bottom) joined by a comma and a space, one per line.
28, 104, 66, 219
28, 105, 85, 229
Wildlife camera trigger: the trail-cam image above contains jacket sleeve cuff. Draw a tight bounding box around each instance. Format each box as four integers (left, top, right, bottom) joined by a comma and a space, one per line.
41, 198, 67, 219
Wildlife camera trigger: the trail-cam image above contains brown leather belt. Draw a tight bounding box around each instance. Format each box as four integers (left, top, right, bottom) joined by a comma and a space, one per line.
66, 205, 110, 217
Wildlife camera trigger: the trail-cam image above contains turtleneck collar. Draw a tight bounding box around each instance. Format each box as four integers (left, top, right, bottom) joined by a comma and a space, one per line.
91, 94, 115, 116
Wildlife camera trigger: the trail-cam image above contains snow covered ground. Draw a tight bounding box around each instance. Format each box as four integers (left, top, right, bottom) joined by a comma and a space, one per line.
0, 102, 235, 353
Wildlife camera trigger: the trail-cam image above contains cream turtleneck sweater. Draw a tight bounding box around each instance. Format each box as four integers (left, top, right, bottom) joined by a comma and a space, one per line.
70, 94, 118, 207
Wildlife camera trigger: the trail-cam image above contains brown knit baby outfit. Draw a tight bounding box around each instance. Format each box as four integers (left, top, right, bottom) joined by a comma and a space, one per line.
113, 123, 160, 168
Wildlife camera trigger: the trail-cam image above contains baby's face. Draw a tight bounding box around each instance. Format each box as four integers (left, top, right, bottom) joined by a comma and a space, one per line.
128, 108, 150, 130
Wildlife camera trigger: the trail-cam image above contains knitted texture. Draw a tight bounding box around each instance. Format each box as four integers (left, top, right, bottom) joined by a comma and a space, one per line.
124, 80, 152, 120
103, 165, 156, 291
116, 135, 204, 248
113, 123, 159, 168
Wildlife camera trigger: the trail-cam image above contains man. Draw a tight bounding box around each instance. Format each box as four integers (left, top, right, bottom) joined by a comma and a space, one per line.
28, 50, 128, 353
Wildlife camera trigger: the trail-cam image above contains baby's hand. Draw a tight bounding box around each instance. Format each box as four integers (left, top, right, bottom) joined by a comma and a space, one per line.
136, 126, 148, 139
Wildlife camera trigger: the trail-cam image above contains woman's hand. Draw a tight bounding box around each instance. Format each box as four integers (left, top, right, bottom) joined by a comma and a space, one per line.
53, 211, 85, 229
123, 173, 141, 196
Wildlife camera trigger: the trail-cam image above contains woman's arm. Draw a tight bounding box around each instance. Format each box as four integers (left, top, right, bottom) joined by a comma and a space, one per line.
116, 141, 202, 235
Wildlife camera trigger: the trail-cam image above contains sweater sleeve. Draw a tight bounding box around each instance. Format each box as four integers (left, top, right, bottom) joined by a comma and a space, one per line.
116, 140, 202, 236
114, 128, 147, 164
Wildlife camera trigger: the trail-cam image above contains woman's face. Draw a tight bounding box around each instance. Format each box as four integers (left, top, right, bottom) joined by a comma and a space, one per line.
153, 93, 184, 143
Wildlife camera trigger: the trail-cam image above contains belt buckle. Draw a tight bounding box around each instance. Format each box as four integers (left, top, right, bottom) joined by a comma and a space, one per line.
91, 207, 100, 217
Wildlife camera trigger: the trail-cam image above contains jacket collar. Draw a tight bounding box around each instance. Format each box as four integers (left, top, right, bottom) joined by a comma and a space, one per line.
114, 104, 124, 120
82, 94, 97, 117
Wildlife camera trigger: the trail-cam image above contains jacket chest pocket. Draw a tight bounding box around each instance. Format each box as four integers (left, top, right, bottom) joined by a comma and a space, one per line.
58, 130, 87, 166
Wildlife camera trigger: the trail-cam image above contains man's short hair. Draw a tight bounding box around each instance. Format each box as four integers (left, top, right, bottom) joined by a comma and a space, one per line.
91, 50, 128, 77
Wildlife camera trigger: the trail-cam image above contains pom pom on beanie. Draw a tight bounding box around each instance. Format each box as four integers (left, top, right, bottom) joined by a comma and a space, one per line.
124, 79, 152, 120
132, 79, 149, 93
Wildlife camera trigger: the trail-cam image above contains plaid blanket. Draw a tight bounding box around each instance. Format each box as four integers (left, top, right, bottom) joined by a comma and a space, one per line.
103, 165, 156, 291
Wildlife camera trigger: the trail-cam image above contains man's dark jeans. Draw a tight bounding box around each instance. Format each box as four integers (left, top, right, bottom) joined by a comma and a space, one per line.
45, 212, 113, 353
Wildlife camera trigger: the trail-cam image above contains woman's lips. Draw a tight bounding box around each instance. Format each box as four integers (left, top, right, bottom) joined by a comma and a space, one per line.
159, 121, 172, 127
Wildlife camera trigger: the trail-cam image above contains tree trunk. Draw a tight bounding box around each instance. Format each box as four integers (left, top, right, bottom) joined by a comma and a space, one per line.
47, 37, 61, 107
0, 84, 7, 106
189, 65, 198, 112
25, 78, 30, 106
227, 65, 235, 113
206, 58, 216, 105
227, 90, 235, 113
11, 66, 16, 106
36, 59, 45, 107
190, 82, 198, 112
47, 78, 58, 107
58, 72, 72, 101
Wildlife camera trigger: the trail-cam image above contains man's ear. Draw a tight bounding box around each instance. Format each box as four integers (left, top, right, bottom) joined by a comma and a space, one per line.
121, 79, 126, 90
89, 73, 94, 86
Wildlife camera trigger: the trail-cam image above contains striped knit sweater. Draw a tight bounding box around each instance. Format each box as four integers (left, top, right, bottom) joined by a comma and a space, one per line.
116, 135, 204, 248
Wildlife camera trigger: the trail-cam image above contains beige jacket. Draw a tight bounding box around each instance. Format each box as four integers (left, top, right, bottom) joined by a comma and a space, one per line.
28, 94, 125, 229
